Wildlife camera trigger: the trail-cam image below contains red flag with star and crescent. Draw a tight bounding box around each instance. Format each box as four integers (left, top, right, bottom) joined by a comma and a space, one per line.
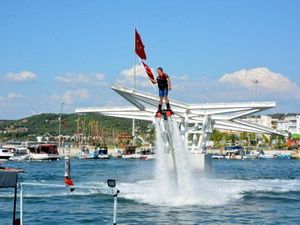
141, 61, 155, 84
135, 29, 147, 60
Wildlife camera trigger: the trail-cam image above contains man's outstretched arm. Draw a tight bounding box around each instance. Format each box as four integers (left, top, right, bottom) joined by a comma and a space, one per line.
150, 77, 157, 83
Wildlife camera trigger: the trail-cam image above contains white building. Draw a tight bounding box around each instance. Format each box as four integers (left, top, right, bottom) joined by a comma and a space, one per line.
242, 115, 273, 128
277, 115, 300, 134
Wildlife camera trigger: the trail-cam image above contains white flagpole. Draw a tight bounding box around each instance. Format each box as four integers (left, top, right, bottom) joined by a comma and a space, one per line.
132, 28, 136, 145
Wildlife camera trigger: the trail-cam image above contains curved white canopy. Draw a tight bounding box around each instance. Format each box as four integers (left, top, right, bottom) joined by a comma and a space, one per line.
75, 85, 283, 136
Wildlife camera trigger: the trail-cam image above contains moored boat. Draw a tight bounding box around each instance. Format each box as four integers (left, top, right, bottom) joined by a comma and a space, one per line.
212, 154, 225, 159
28, 144, 61, 160
0, 148, 14, 159
9, 147, 30, 161
122, 145, 141, 159
97, 146, 109, 159
275, 153, 292, 159
139, 146, 155, 160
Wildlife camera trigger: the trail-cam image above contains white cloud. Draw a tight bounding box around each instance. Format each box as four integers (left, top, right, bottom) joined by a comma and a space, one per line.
51, 89, 90, 104
4, 71, 37, 82
219, 67, 299, 93
117, 64, 155, 88
7, 92, 25, 98
173, 75, 189, 81
0, 92, 25, 101
118, 65, 192, 90
120, 64, 150, 78
55, 73, 106, 86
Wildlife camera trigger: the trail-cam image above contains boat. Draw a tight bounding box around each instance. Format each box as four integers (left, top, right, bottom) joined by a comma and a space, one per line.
112, 147, 122, 158
78, 146, 98, 159
212, 154, 225, 159
224, 146, 243, 159
122, 145, 141, 159
275, 153, 291, 159
0, 148, 14, 159
28, 144, 61, 160
243, 150, 261, 160
9, 147, 30, 161
77, 146, 90, 159
97, 146, 109, 159
139, 146, 155, 160
77, 146, 110, 159
257, 150, 275, 159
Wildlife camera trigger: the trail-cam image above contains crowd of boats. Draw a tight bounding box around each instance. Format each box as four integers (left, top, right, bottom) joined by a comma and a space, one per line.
0, 143, 61, 161
0, 142, 156, 161
77, 145, 155, 160
1, 142, 297, 162
211, 146, 294, 160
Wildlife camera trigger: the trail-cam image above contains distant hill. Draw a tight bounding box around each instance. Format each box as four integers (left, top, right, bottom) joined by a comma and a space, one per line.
0, 113, 149, 141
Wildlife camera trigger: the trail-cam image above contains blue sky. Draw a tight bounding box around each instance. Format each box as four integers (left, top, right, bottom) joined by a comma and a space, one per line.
1, 0, 300, 119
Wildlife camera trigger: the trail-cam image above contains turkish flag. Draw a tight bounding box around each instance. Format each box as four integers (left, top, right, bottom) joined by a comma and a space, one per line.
135, 29, 147, 60
141, 61, 155, 83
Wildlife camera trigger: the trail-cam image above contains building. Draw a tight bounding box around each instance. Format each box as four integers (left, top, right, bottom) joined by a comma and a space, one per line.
242, 115, 273, 128
277, 115, 300, 134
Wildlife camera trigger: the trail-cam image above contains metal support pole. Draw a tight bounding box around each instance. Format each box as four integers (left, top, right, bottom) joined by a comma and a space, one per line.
184, 114, 189, 151
13, 184, 17, 225
58, 102, 64, 153
20, 184, 23, 225
113, 188, 119, 225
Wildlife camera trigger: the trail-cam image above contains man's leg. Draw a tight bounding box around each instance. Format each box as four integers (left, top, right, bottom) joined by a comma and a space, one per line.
158, 96, 163, 112
164, 96, 171, 110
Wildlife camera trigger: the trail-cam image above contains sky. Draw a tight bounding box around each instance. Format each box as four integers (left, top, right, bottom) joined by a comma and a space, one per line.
1, 0, 300, 119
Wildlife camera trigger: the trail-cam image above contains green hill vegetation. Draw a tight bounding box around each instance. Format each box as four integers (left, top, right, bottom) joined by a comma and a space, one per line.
0, 113, 286, 148
0, 113, 150, 142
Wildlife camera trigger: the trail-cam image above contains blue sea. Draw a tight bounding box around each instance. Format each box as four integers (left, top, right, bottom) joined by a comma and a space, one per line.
1, 159, 300, 225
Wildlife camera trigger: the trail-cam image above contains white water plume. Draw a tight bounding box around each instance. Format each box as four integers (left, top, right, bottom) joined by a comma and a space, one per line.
152, 117, 200, 205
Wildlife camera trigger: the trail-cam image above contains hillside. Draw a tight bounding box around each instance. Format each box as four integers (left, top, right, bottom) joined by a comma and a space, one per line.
0, 113, 150, 141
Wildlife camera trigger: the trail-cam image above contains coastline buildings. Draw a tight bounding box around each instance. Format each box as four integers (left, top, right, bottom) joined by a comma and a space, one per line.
243, 114, 300, 135
276, 115, 300, 134
242, 115, 273, 128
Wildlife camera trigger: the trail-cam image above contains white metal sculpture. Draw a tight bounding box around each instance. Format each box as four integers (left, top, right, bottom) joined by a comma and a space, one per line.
76, 85, 283, 154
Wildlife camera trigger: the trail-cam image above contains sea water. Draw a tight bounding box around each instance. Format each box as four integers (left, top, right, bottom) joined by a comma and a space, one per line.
1, 157, 300, 224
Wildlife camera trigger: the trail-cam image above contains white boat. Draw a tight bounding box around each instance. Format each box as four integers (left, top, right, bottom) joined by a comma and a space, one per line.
243, 150, 261, 160
224, 146, 243, 159
258, 154, 274, 159
97, 146, 109, 159
142, 154, 156, 160
212, 154, 225, 159
257, 150, 275, 159
78, 146, 110, 159
9, 147, 30, 161
111, 147, 122, 158
77, 147, 96, 159
98, 154, 109, 159
28, 144, 61, 161
139, 146, 155, 160
0, 148, 14, 159
121, 145, 142, 159
225, 154, 243, 160
122, 153, 142, 159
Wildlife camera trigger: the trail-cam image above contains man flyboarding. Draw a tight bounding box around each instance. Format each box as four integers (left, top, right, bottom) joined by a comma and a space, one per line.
149, 67, 172, 115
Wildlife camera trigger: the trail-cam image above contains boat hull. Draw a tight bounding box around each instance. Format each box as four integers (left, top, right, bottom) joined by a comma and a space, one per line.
9, 154, 31, 161
29, 153, 61, 161
122, 154, 142, 159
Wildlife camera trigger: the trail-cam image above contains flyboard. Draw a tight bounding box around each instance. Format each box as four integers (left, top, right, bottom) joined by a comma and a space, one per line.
155, 109, 178, 183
